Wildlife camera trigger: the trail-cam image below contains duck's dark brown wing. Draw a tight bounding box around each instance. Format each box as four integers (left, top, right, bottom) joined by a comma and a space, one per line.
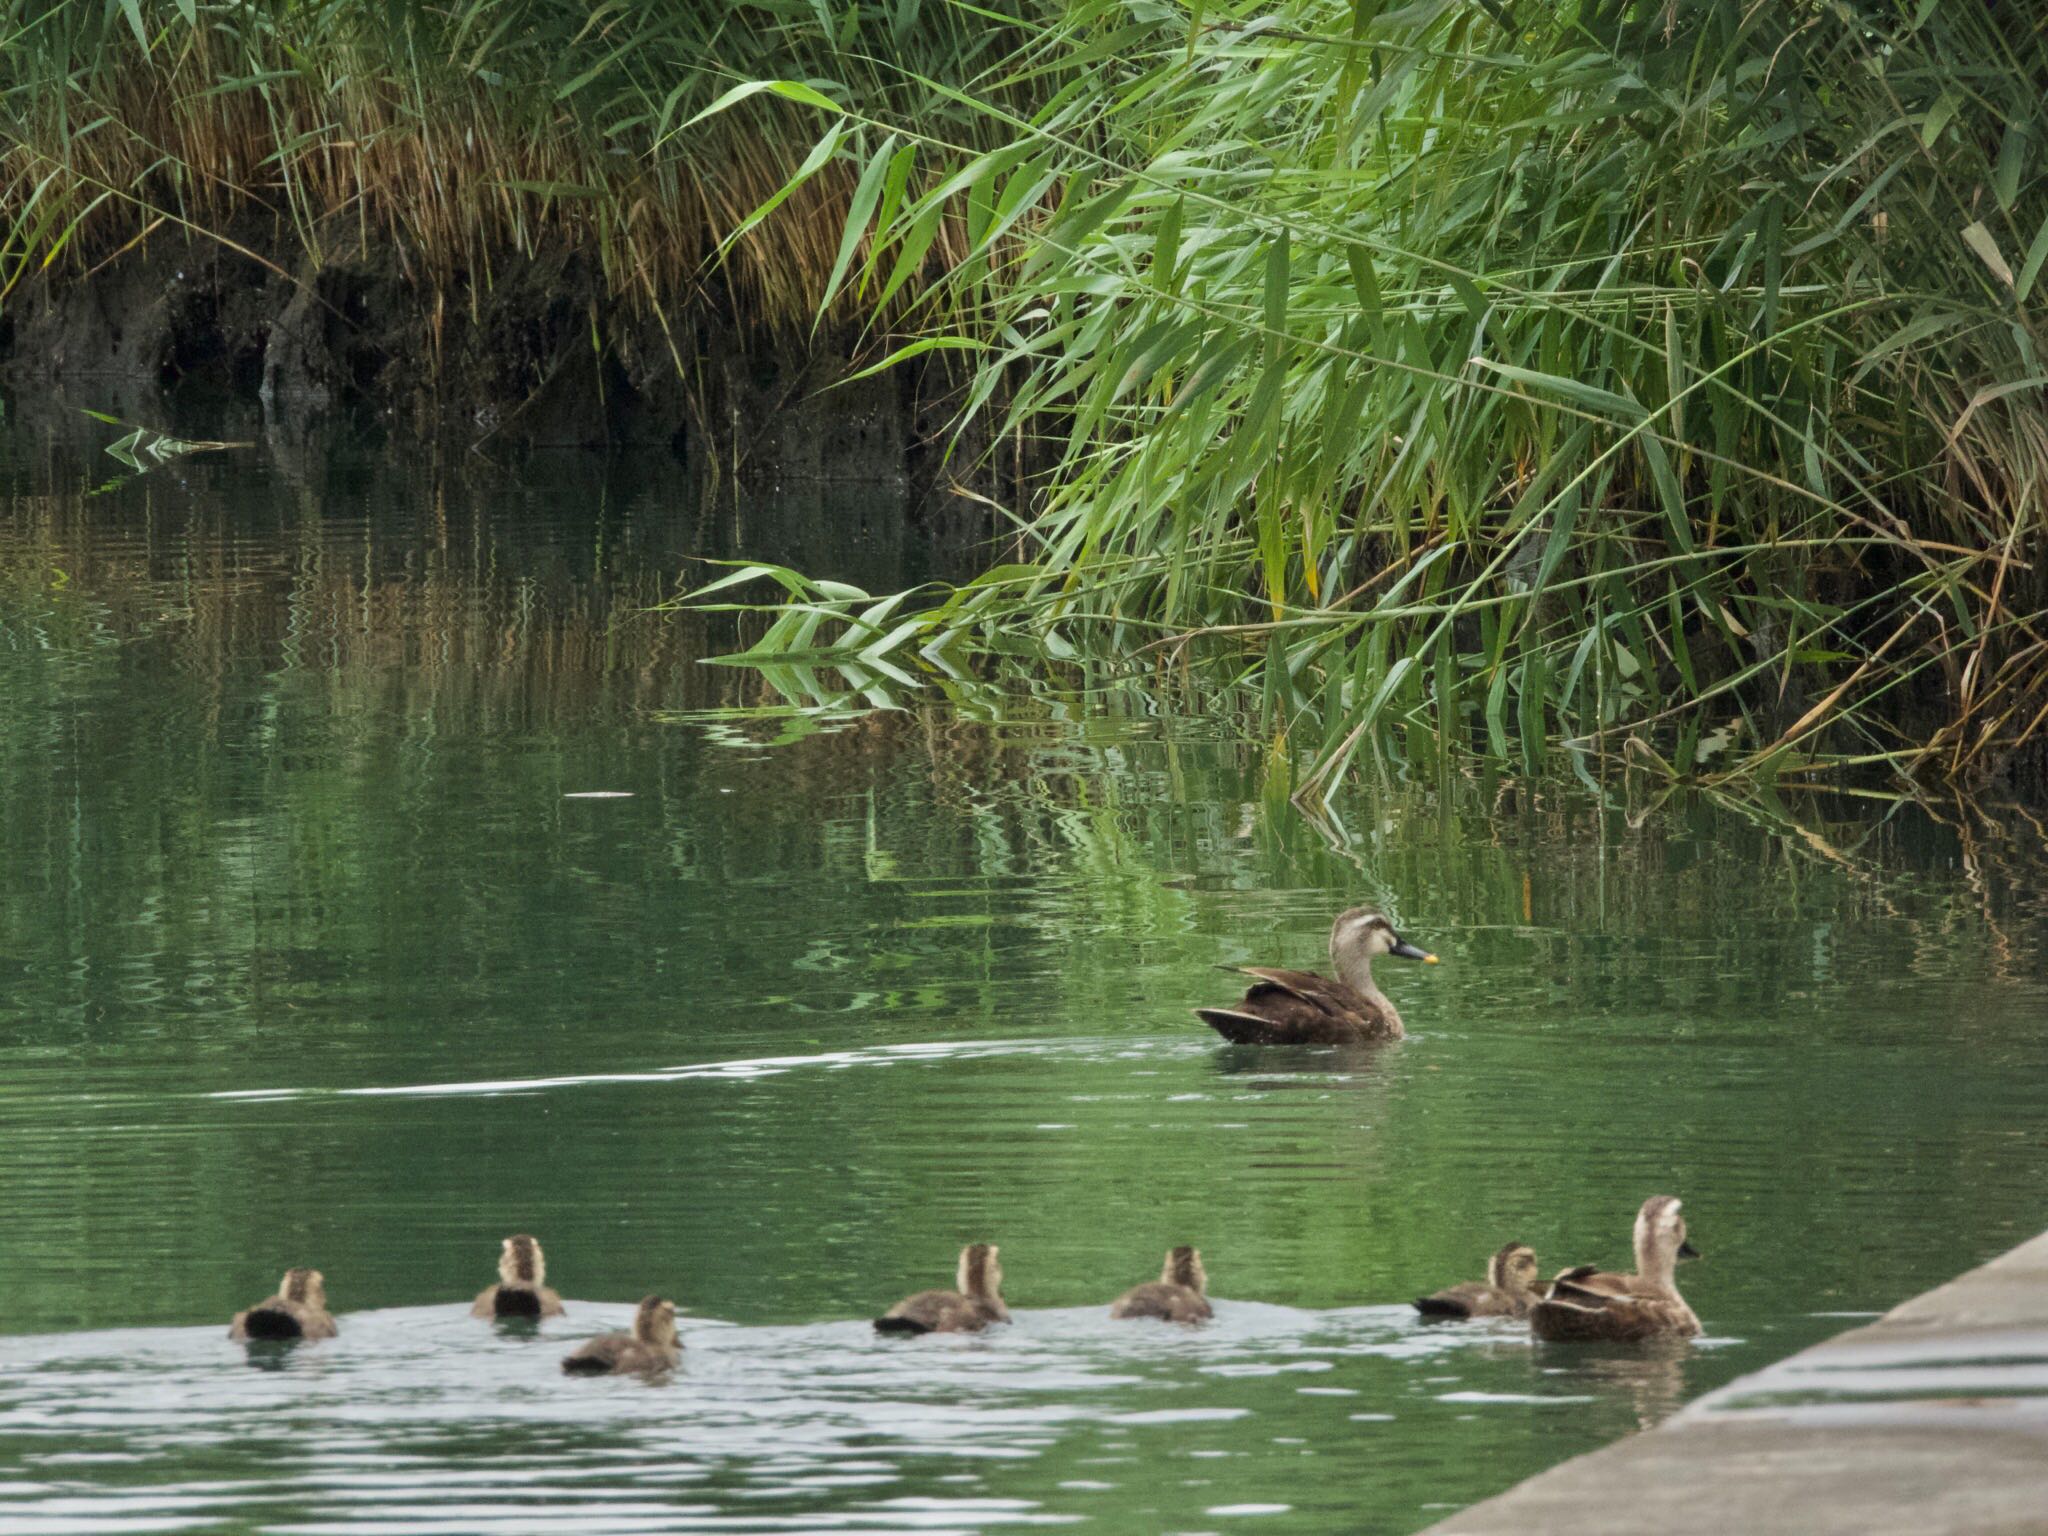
1195, 968, 1390, 1045
1547, 1265, 1662, 1303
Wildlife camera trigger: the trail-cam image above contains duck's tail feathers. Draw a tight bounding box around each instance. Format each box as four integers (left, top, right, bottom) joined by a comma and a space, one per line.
873, 1315, 931, 1336
494, 1287, 543, 1320
1412, 1296, 1471, 1320
1195, 1008, 1270, 1044
239, 1307, 304, 1341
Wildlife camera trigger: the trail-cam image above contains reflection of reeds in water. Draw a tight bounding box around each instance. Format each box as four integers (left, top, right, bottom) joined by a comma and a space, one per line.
4, 429, 2044, 1002
0, 463, 713, 729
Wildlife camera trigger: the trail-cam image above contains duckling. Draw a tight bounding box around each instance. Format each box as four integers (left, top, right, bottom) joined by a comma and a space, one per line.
874, 1243, 1009, 1335
1196, 907, 1437, 1045
560, 1295, 680, 1375
1413, 1242, 1542, 1320
1111, 1245, 1213, 1323
228, 1267, 337, 1342
1530, 1196, 1702, 1343
471, 1234, 565, 1320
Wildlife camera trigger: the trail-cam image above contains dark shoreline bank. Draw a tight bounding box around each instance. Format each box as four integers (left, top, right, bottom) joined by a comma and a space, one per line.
0, 228, 1010, 519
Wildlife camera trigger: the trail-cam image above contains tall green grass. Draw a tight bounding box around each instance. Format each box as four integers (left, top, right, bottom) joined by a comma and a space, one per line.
685, 0, 2048, 793
0, 0, 1031, 327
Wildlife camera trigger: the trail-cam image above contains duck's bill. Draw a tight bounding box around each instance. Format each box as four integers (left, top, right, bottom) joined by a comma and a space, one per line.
1390, 940, 1438, 963
1678, 1240, 1702, 1260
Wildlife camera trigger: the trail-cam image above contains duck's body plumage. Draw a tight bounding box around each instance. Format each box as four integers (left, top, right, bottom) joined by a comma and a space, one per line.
229, 1268, 337, 1342
1530, 1197, 1701, 1343
472, 1234, 565, 1320
1111, 1246, 1212, 1323
1197, 968, 1399, 1045
875, 1244, 1009, 1335
1414, 1243, 1541, 1320
1197, 910, 1435, 1046
875, 1290, 1008, 1334
561, 1295, 679, 1375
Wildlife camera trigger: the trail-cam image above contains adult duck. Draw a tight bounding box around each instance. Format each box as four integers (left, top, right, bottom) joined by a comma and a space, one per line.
1414, 1242, 1542, 1320
874, 1244, 1009, 1335
472, 1234, 565, 1320
1111, 1245, 1213, 1323
1530, 1196, 1701, 1343
1196, 907, 1437, 1045
229, 1267, 337, 1342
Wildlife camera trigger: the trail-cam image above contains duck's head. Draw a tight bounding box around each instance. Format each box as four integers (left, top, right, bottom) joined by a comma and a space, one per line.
1487, 1242, 1540, 1293
957, 1243, 1003, 1300
633, 1295, 678, 1348
499, 1234, 546, 1287
1634, 1196, 1700, 1271
1162, 1245, 1208, 1294
1331, 907, 1437, 970
280, 1268, 327, 1309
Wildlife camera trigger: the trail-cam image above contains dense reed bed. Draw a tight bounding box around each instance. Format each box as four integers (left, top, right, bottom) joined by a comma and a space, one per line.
0, 0, 1028, 328
4, 2, 2045, 791
686, 0, 2048, 793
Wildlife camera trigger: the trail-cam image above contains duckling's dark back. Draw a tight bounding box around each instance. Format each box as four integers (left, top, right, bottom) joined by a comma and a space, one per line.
236, 1305, 309, 1341
1110, 1282, 1213, 1323
493, 1288, 544, 1320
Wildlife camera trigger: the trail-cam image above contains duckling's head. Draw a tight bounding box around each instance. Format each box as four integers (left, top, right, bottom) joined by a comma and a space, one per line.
280, 1268, 326, 1309
499, 1234, 546, 1287
1162, 1245, 1207, 1294
1634, 1196, 1699, 1271
1330, 907, 1437, 973
958, 1243, 1003, 1300
1487, 1242, 1540, 1293
633, 1295, 678, 1347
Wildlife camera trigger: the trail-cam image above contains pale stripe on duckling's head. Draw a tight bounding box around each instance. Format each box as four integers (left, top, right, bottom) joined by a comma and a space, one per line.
958, 1243, 1002, 1299
501, 1233, 544, 1285
1488, 1241, 1540, 1290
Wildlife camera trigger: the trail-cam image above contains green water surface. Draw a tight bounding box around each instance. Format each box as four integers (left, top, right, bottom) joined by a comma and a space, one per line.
1, 410, 2045, 1534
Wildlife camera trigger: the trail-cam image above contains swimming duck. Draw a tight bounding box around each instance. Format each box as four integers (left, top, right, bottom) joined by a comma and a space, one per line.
1111, 1245, 1214, 1323
1530, 1196, 1702, 1343
471, 1234, 565, 1320
1413, 1242, 1542, 1320
1196, 907, 1437, 1045
560, 1295, 680, 1374
228, 1267, 337, 1342
874, 1243, 1010, 1335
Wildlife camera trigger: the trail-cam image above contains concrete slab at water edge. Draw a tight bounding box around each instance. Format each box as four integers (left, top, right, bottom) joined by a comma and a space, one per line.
1420, 1229, 2048, 1536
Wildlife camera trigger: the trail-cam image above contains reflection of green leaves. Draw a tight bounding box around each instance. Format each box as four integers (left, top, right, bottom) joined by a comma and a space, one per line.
83, 410, 247, 472
662, 558, 1063, 707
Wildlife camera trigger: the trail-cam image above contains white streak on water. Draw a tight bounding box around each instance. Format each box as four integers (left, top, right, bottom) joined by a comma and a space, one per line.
206, 1040, 1216, 1105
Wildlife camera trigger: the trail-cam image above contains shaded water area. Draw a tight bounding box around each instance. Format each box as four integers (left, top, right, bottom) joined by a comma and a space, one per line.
1, 404, 2046, 1534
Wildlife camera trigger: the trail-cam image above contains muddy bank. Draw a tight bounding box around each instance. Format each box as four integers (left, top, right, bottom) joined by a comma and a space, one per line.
0, 227, 1012, 540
